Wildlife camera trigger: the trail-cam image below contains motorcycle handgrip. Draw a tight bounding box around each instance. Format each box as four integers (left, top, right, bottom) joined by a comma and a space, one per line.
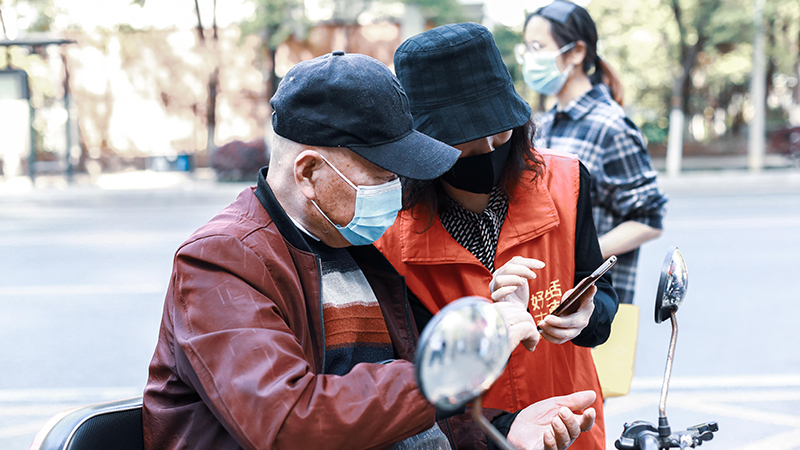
637, 434, 660, 450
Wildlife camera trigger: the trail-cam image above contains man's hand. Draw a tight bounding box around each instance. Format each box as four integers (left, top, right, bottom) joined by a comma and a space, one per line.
491, 302, 539, 352
490, 257, 546, 308
537, 285, 596, 345
506, 390, 596, 450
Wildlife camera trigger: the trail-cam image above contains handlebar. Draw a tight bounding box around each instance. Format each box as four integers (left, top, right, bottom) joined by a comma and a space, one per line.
616, 421, 718, 449
638, 434, 660, 450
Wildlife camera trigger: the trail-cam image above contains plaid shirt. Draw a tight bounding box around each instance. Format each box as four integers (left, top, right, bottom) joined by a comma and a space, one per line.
534, 84, 667, 304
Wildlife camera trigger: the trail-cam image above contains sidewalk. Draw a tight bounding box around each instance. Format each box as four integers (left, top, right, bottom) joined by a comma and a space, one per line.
2, 158, 799, 198
651, 155, 800, 196
0, 168, 249, 199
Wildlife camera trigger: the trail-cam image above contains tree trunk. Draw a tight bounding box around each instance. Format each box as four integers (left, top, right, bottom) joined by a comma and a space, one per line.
212, 0, 218, 41
194, 0, 205, 42
207, 67, 219, 154
268, 45, 278, 99
795, 26, 800, 104
765, 17, 776, 98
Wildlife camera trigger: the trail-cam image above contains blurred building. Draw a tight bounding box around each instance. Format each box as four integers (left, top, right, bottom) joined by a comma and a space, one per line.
1, 1, 488, 176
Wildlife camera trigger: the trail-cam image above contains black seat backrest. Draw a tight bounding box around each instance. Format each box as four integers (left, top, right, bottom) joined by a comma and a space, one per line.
67, 405, 144, 450
30, 397, 144, 450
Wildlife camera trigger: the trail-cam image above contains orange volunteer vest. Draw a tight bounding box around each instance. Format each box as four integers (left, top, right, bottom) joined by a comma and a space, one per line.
376, 150, 605, 450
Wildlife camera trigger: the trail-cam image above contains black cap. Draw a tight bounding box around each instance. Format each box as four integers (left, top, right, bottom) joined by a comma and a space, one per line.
270, 51, 461, 180
394, 23, 532, 146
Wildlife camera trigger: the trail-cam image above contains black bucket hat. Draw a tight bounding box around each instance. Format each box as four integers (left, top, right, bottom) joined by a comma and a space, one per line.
394, 23, 532, 146
270, 51, 460, 180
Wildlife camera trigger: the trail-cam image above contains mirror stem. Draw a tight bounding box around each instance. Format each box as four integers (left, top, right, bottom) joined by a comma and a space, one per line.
658, 310, 679, 438
471, 394, 516, 450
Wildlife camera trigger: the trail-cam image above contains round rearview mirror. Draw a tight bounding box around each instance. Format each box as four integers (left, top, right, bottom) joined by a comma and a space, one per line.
654, 247, 689, 324
414, 297, 511, 411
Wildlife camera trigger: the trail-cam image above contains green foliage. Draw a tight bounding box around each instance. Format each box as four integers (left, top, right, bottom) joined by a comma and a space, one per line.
491, 23, 541, 109
240, 0, 306, 51
240, 0, 465, 50
582, 0, 800, 145
492, 24, 521, 82
399, 0, 465, 25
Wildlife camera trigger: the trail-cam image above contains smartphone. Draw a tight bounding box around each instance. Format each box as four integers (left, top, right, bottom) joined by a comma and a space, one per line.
548, 255, 617, 318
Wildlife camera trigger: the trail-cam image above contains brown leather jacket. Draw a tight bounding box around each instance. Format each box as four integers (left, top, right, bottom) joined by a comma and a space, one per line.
143, 168, 499, 450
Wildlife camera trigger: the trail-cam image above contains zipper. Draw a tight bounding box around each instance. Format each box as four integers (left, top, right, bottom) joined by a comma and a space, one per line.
401, 279, 417, 348
315, 255, 326, 373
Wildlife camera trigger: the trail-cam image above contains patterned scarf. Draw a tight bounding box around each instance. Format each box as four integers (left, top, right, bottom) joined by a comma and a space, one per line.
439, 186, 509, 272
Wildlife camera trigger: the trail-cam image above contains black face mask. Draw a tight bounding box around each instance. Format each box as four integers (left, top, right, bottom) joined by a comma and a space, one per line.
441, 138, 512, 194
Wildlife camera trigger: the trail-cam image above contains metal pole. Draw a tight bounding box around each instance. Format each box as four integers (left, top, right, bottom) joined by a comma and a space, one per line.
62, 52, 73, 182
748, 0, 766, 172
28, 96, 35, 182
471, 394, 516, 450
658, 310, 679, 420
666, 108, 684, 177
0, 3, 10, 65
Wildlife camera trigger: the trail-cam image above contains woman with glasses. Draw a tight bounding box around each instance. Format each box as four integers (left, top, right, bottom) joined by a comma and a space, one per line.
517, 1, 667, 305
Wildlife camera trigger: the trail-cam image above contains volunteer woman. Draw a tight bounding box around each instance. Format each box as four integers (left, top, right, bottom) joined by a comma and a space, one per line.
376, 23, 617, 450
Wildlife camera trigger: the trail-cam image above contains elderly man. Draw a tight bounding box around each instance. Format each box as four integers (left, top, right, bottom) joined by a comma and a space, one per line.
142, 51, 595, 450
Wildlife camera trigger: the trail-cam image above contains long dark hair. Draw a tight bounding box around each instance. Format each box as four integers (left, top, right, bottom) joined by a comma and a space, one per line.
526, 2, 624, 106
401, 118, 545, 229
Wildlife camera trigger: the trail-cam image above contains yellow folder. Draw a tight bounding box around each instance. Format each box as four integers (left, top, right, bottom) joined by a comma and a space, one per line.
591, 304, 639, 398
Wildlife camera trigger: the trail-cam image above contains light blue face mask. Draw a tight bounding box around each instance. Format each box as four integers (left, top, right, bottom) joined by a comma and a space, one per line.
311, 156, 402, 246
520, 42, 576, 95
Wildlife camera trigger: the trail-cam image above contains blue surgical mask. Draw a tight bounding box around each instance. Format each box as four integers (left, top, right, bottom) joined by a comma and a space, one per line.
311, 156, 402, 246
520, 42, 575, 95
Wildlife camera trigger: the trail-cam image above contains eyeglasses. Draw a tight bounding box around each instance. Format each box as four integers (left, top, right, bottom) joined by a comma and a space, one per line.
513, 42, 543, 64
513, 41, 576, 65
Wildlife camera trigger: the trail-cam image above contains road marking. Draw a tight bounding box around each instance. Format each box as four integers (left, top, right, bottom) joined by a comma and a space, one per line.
668, 216, 800, 231
0, 284, 164, 296
605, 383, 800, 450
672, 399, 800, 428
672, 389, 800, 403
0, 231, 187, 247
0, 421, 46, 439
732, 428, 800, 450
604, 388, 800, 417
0, 387, 141, 402
0, 405, 75, 417
631, 374, 800, 390
0, 387, 143, 446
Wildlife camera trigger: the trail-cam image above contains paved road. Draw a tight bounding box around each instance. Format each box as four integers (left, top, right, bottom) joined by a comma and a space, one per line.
1, 169, 798, 449
605, 170, 800, 449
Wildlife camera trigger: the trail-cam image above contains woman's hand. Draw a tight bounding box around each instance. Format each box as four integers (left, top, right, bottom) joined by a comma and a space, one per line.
491, 301, 539, 352
537, 285, 596, 345
506, 390, 596, 450
489, 257, 546, 308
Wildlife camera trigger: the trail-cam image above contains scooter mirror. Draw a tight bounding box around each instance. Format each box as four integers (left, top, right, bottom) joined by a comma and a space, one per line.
654, 247, 688, 324
415, 296, 511, 411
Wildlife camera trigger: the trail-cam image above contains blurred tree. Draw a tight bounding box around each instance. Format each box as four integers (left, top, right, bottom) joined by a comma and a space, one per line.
764, 1, 800, 110
399, 0, 464, 26
241, 0, 305, 99
492, 22, 544, 111
0, 0, 64, 160
0, 0, 10, 63
133, 0, 220, 155
586, 0, 753, 147
605, 0, 800, 146
241, 0, 464, 100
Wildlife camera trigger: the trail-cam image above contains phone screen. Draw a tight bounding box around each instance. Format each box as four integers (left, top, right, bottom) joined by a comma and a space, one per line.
548, 255, 617, 317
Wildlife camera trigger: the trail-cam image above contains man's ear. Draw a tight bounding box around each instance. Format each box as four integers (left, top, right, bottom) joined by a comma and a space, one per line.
294, 150, 324, 201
